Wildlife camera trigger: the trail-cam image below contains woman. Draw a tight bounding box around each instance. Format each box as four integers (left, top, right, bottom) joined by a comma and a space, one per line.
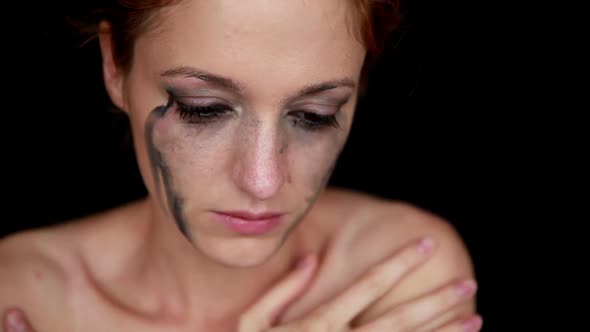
1, 0, 480, 331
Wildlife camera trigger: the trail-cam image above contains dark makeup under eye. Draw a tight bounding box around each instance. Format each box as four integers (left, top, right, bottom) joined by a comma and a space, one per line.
164, 86, 348, 131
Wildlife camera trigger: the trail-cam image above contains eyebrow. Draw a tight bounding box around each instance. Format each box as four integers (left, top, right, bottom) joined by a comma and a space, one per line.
160, 66, 356, 105
161, 66, 245, 93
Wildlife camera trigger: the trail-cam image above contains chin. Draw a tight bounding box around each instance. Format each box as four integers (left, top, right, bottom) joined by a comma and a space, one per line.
192, 234, 287, 268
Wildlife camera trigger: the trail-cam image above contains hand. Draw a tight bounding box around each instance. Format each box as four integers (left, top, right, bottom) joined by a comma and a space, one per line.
239, 237, 482, 332
2, 308, 36, 332
2, 238, 481, 332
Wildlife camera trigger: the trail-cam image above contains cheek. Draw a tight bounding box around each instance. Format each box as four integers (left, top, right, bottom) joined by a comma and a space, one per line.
128, 102, 232, 202
130, 92, 350, 207
124, 73, 173, 197
150, 112, 236, 197
287, 131, 346, 191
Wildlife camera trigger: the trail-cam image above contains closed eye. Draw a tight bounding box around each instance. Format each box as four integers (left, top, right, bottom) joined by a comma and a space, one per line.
288, 111, 340, 131
174, 100, 234, 124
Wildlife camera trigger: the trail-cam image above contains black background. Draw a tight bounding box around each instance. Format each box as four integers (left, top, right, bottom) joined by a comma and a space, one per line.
2, 0, 561, 330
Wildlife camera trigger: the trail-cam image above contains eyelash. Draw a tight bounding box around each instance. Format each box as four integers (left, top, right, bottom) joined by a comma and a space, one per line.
288, 111, 340, 131
172, 98, 339, 131
175, 101, 233, 124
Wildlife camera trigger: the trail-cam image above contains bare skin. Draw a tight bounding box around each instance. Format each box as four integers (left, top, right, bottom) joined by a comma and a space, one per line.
1, 0, 477, 330
0, 189, 476, 332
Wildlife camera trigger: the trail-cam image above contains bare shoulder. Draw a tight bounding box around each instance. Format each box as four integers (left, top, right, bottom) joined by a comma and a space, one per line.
284, 188, 475, 326
0, 229, 74, 331
343, 191, 473, 280
332, 189, 476, 326
0, 199, 148, 331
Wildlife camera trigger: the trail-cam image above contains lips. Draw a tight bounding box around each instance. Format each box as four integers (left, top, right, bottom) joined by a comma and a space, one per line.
217, 211, 283, 220
212, 211, 284, 235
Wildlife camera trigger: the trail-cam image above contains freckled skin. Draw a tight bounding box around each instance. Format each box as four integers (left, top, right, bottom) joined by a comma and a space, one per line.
111, 0, 365, 267
0, 1, 476, 331
145, 93, 341, 249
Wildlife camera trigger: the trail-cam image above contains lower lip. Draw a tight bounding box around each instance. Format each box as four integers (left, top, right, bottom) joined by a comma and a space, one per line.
213, 213, 283, 235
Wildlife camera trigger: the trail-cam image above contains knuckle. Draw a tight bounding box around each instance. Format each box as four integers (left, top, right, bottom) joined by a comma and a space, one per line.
441, 285, 462, 306
298, 316, 331, 332
399, 247, 421, 268
382, 252, 417, 281
303, 309, 342, 332
363, 269, 390, 294
387, 306, 412, 331
310, 305, 331, 320
237, 314, 253, 331
237, 313, 266, 332
320, 314, 341, 331
382, 253, 415, 282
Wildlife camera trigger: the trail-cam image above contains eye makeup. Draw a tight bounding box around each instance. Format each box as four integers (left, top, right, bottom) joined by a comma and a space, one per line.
144, 95, 191, 239
164, 87, 237, 125
165, 85, 346, 131
288, 92, 352, 130
287, 110, 341, 130
144, 85, 350, 241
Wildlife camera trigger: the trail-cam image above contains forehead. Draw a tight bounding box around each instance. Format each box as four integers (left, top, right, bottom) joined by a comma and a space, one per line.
134, 0, 366, 91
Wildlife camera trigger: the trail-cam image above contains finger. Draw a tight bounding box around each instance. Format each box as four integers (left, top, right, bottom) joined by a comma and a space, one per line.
238, 253, 318, 331
315, 237, 437, 324
353, 279, 477, 332
433, 315, 483, 332
3, 308, 36, 332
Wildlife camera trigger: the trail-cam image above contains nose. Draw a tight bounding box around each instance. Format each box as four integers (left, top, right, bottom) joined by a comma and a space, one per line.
232, 120, 286, 200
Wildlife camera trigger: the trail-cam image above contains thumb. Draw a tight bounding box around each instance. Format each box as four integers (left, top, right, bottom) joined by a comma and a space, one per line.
239, 253, 318, 331
3, 308, 36, 332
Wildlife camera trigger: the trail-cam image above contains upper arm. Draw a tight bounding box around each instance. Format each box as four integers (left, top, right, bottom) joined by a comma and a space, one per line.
351, 203, 476, 329
0, 235, 70, 332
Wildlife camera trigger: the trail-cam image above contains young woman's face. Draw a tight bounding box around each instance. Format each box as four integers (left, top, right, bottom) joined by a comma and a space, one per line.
117, 0, 365, 266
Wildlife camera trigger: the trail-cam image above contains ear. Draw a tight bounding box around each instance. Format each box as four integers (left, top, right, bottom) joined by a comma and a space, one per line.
98, 21, 126, 111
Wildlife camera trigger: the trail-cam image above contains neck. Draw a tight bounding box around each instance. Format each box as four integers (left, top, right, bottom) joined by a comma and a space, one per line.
136, 198, 309, 325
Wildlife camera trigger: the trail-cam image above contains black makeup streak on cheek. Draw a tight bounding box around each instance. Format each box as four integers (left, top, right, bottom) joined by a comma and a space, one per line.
304, 155, 338, 204
276, 156, 340, 252
282, 188, 327, 250
280, 142, 287, 155
145, 95, 191, 240
277, 139, 346, 250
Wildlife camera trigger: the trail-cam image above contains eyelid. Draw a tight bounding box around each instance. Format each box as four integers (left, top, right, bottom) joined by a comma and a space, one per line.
174, 96, 229, 106
174, 97, 239, 114
165, 85, 238, 106
290, 105, 340, 116
290, 96, 351, 113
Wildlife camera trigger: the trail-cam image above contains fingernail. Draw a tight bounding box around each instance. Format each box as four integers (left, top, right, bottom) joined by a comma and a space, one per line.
461, 315, 483, 332
416, 237, 435, 254
455, 280, 478, 298
6, 310, 27, 332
